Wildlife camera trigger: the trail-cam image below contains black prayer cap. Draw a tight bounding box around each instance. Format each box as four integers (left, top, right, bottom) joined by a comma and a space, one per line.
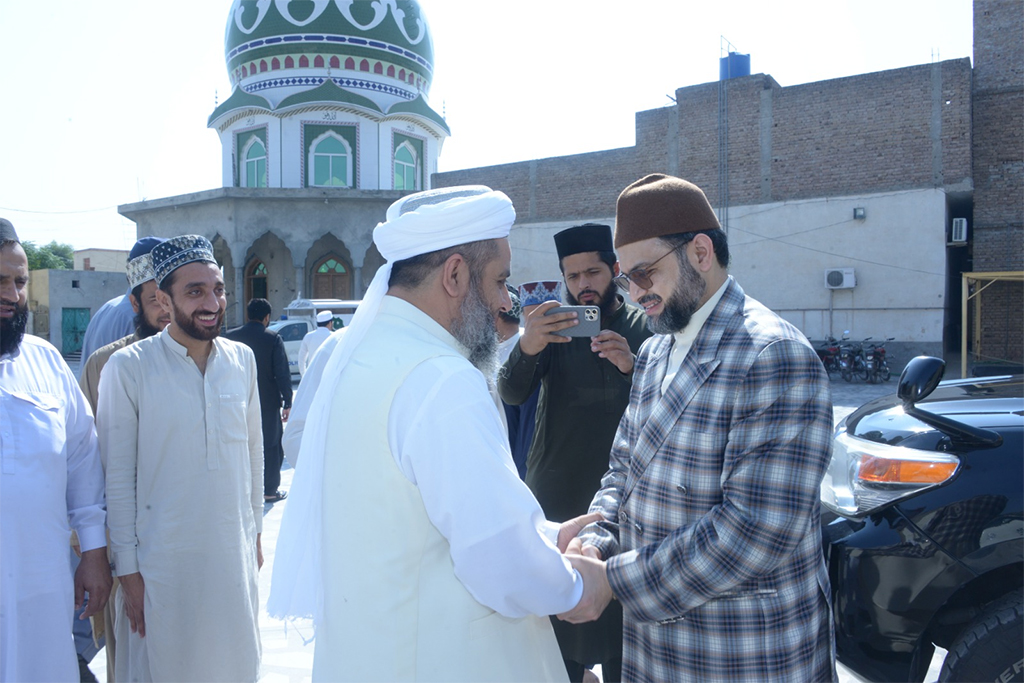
0, 218, 19, 243
553, 223, 614, 260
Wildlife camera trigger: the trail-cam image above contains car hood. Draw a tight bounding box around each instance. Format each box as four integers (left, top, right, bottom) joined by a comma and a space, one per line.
846, 375, 1024, 449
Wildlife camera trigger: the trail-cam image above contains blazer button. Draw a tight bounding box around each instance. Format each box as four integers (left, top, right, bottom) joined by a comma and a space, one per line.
676, 485, 687, 494
634, 521, 643, 536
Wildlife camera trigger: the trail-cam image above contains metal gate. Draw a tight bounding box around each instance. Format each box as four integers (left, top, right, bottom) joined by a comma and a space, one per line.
61, 307, 91, 355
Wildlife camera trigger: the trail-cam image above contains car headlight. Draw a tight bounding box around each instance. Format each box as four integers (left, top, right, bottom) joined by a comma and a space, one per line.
820, 430, 960, 517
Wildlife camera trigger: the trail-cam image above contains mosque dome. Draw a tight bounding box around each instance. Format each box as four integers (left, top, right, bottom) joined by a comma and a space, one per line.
224, 0, 434, 111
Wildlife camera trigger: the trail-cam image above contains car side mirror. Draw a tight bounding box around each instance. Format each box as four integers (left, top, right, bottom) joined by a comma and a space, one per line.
898, 356, 946, 406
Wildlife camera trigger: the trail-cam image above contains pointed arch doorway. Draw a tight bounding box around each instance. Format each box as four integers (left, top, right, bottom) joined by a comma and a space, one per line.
313, 255, 351, 299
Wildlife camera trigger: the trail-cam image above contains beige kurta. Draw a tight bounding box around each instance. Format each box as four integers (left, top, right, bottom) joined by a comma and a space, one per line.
97, 329, 264, 682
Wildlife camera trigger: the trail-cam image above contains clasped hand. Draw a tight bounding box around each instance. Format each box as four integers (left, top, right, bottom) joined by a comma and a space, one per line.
555, 513, 615, 624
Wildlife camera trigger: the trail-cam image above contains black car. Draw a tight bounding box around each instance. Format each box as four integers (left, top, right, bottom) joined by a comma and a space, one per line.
821, 356, 1023, 683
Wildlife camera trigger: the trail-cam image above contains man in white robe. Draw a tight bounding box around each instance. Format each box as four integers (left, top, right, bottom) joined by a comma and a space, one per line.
0, 219, 111, 683
98, 235, 263, 682
269, 187, 606, 682
297, 309, 333, 374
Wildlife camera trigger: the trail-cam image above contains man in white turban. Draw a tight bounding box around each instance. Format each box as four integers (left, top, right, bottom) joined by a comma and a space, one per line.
269, 186, 601, 682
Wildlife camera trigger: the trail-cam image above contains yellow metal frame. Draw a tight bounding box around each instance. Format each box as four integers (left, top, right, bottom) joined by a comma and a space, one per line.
961, 270, 1024, 377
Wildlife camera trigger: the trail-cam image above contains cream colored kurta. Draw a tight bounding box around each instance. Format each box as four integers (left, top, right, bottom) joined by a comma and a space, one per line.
97, 330, 263, 683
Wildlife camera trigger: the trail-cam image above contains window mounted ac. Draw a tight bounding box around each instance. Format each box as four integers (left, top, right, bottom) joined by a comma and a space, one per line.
825, 268, 856, 289
950, 217, 968, 244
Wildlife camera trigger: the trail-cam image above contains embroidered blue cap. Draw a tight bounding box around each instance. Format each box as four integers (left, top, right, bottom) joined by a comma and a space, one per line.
152, 235, 217, 286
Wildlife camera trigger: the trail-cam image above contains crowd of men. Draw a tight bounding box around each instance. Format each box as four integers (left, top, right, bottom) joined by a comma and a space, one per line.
0, 173, 836, 683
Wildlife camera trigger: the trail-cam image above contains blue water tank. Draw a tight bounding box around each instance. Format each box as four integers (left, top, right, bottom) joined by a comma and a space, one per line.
719, 52, 751, 80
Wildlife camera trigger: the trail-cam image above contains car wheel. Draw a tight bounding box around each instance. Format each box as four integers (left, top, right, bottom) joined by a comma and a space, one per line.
939, 589, 1023, 683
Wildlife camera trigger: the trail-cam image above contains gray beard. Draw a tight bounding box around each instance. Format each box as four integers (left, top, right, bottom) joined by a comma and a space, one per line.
450, 283, 500, 384
642, 259, 706, 335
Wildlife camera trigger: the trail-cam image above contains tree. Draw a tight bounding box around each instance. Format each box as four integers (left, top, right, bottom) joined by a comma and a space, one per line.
22, 240, 74, 270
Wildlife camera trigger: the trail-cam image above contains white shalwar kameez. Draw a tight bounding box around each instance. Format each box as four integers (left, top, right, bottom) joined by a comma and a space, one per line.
98, 329, 263, 682
0, 335, 106, 683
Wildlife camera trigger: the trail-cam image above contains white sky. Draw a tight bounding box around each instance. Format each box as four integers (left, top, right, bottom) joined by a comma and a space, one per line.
0, 0, 973, 252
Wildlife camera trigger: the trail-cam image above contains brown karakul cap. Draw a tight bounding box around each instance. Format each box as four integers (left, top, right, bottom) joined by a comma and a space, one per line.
614, 174, 721, 248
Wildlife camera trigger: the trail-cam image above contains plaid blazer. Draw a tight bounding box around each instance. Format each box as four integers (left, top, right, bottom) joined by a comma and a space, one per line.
583, 279, 837, 682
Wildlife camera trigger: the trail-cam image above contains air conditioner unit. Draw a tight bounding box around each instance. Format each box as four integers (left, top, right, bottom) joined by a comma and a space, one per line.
950, 217, 968, 244
825, 268, 856, 289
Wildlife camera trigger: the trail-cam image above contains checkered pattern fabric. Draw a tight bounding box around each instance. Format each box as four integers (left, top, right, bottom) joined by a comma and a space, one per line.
126, 253, 156, 290
581, 279, 837, 682
151, 235, 216, 286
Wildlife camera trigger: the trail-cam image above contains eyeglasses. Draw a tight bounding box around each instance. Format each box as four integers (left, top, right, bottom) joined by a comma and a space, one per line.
613, 239, 692, 292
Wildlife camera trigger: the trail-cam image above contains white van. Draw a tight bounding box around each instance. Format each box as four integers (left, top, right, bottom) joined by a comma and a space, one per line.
269, 298, 360, 376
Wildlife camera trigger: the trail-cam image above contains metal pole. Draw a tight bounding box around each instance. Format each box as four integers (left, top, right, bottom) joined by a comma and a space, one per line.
961, 274, 968, 378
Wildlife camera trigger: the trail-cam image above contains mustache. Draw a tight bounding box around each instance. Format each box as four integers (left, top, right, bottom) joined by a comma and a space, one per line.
638, 294, 662, 306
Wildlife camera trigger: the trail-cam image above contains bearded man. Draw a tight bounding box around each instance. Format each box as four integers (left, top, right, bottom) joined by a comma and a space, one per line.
499, 223, 650, 682
270, 186, 605, 683
560, 175, 836, 682
0, 218, 111, 683
97, 235, 263, 682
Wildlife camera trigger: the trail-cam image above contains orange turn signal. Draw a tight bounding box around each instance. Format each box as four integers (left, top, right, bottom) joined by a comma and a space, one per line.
859, 456, 958, 484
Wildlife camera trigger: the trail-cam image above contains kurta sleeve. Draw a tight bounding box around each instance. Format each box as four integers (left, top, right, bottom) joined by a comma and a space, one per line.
272, 334, 293, 409
97, 352, 141, 575
496, 340, 550, 405
390, 360, 582, 619
78, 352, 102, 414
245, 351, 265, 532
604, 339, 833, 623
62, 363, 106, 553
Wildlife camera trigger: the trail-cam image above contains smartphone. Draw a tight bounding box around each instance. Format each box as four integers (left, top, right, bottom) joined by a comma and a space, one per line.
545, 305, 601, 338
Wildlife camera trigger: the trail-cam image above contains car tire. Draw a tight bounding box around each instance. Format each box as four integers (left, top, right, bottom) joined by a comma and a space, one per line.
939, 589, 1024, 683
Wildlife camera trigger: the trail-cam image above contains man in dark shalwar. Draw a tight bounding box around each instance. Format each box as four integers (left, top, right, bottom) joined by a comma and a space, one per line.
498, 223, 651, 682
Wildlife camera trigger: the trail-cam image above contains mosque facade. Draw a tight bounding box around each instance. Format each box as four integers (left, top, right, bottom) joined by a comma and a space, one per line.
120, 0, 448, 325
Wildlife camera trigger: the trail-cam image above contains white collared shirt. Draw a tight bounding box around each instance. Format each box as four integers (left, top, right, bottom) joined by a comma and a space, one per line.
661, 277, 731, 394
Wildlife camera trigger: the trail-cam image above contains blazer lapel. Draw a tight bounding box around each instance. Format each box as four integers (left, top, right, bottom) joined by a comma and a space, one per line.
624, 279, 745, 499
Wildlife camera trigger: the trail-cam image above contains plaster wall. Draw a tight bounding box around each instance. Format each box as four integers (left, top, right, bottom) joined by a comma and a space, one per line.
40, 270, 127, 353
74, 249, 130, 273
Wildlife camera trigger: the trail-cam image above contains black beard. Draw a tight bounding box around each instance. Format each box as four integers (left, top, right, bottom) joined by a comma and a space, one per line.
0, 302, 29, 356
566, 278, 619, 318
173, 305, 223, 342
450, 281, 500, 382
134, 312, 162, 340
640, 259, 706, 335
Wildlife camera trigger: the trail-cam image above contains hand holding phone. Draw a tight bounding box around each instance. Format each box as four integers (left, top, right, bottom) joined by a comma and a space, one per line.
520, 301, 579, 355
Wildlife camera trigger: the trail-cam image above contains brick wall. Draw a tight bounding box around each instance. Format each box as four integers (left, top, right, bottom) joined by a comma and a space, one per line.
972, 0, 1023, 363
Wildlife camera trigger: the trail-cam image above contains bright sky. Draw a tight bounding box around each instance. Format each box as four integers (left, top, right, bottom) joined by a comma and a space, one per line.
0, 0, 972, 252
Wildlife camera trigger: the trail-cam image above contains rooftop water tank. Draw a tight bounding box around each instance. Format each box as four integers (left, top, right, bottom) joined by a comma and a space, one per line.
719, 51, 750, 80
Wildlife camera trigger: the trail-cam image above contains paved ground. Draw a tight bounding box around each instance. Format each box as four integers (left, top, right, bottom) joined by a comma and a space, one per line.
78, 368, 945, 683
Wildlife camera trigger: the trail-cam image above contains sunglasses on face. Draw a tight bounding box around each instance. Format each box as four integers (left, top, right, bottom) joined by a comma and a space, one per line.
613, 238, 693, 292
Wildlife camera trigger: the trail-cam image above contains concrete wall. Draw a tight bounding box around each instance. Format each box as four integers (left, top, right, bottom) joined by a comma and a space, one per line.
35, 270, 127, 353
74, 249, 130, 273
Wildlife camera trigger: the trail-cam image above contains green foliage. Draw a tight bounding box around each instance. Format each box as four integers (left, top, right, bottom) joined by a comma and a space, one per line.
22, 240, 74, 270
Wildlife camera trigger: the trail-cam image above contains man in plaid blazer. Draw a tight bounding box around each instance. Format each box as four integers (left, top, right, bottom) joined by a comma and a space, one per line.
561, 174, 837, 682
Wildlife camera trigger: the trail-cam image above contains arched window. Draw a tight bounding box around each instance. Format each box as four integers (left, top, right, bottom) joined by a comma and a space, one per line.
309, 133, 352, 188
241, 65, 248, 78
271, 57, 280, 70
299, 55, 309, 68
314, 55, 324, 68
394, 141, 420, 191
359, 59, 369, 72
285, 56, 294, 68
345, 57, 355, 70
260, 59, 268, 72
387, 65, 395, 77
373, 62, 383, 74
242, 138, 268, 188
330, 56, 340, 69
246, 259, 268, 301
313, 255, 351, 298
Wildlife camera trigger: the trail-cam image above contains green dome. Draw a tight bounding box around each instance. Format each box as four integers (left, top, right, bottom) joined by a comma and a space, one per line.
225, 0, 434, 101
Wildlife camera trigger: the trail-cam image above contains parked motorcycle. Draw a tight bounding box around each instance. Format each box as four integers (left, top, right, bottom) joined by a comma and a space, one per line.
863, 337, 895, 383
815, 336, 845, 375
840, 338, 872, 382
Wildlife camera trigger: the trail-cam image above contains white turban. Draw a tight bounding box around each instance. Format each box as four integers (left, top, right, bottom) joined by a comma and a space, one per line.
268, 186, 515, 622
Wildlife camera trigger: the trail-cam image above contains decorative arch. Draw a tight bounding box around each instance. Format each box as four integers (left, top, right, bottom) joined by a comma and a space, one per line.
387, 65, 395, 77
260, 59, 268, 72
359, 59, 369, 72
330, 56, 340, 69
345, 57, 355, 70
314, 55, 324, 68
244, 232, 294, 317
373, 62, 383, 75
271, 57, 280, 70
245, 258, 268, 303
299, 55, 309, 67
305, 235, 355, 300
240, 136, 268, 188
285, 56, 294, 68
241, 65, 248, 77
393, 139, 420, 191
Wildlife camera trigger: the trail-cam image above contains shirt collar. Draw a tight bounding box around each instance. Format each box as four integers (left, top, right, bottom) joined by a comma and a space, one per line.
159, 326, 221, 360
671, 276, 731, 349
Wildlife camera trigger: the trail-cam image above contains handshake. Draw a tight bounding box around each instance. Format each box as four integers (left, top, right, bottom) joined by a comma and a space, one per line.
555, 512, 615, 624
